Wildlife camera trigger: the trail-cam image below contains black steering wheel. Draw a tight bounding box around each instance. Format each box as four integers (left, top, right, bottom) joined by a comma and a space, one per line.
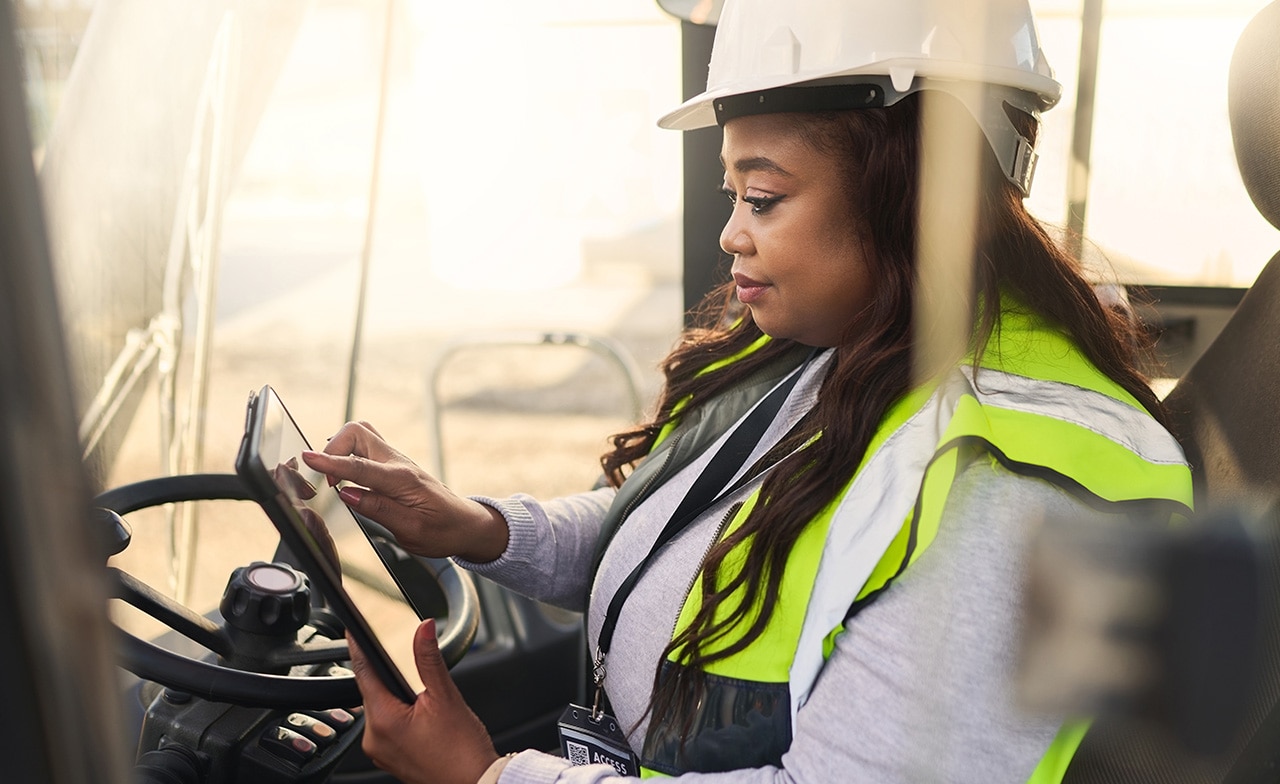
97, 473, 480, 709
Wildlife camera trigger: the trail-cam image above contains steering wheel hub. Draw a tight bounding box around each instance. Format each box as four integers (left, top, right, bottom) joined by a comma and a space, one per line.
221, 561, 312, 638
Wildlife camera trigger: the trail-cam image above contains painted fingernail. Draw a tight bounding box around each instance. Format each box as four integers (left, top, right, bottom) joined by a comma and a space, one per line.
339, 486, 363, 505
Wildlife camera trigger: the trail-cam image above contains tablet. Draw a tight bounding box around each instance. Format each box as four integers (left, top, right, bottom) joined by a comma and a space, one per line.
235, 384, 420, 704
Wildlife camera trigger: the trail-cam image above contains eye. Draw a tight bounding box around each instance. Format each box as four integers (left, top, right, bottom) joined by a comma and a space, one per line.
720, 185, 785, 215
742, 194, 784, 216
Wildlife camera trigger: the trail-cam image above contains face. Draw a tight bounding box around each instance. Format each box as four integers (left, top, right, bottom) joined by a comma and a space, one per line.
719, 113, 872, 347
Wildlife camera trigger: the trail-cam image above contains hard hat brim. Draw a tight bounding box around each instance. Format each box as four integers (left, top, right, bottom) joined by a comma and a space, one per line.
657, 61, 1061, 130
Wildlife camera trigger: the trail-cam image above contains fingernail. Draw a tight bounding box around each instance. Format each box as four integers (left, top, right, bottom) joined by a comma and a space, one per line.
339, 486, 364, 505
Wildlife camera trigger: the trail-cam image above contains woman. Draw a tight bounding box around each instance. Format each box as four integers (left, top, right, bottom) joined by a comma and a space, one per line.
303, 1, 1193, 781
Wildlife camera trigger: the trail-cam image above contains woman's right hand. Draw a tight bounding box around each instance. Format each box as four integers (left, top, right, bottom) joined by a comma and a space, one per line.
300, 421, 509, 563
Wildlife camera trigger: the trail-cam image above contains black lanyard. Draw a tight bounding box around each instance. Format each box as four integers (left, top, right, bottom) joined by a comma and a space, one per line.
590, 351, 818, 714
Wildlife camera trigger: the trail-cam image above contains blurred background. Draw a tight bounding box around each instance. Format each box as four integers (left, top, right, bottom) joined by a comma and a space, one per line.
10, 0, 1279, 635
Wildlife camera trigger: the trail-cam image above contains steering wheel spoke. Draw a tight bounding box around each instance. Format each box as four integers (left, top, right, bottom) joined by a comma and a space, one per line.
110, 566, 232, 657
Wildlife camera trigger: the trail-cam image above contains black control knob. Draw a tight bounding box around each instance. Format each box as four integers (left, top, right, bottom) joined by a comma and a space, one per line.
135, 745, 203, 784
94, 507, 132, 558
219, 561, 311, 638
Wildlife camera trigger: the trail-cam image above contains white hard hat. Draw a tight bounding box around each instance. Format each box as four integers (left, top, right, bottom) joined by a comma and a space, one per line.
658, 0, 1063, 196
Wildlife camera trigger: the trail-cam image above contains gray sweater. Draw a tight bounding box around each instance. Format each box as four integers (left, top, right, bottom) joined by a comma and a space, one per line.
463, 356, 1077, 782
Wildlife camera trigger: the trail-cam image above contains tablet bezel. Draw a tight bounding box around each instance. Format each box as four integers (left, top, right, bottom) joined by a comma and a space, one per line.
235, 384, 417, 705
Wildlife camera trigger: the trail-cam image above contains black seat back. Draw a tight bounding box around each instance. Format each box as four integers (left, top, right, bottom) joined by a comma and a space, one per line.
1165, 0, 1280, 510
1065, 3, 1280, 782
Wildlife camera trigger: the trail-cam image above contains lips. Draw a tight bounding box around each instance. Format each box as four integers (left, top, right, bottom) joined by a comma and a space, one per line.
733, 272, 769, 304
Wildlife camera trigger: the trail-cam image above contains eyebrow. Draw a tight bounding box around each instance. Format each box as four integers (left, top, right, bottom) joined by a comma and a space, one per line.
719, 155, 793, 177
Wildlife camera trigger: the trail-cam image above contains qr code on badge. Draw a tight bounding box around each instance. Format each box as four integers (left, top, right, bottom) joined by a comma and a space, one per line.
566, 740, 590, 766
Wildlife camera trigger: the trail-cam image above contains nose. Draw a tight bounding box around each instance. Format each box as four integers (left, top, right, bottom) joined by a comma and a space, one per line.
719, 205, 754, 256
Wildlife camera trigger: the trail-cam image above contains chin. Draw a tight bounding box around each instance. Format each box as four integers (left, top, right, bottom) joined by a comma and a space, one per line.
756, 325, 829, 348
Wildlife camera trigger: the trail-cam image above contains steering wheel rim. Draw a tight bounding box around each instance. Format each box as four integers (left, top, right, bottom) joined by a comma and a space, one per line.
98, 473, 480, 709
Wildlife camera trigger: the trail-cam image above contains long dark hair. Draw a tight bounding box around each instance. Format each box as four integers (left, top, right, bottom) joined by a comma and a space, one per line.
601, 91, 1165, 734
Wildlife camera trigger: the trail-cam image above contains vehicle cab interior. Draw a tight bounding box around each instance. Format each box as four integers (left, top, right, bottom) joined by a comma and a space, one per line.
1, 1, 1279, 782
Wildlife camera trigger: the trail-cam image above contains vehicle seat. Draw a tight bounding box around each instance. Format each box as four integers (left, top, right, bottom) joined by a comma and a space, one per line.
1064, 2, 1280, 781
1166, 0, 1280, 511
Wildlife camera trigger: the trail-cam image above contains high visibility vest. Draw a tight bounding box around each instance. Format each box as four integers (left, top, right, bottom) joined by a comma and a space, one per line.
601, 308, 1193, 779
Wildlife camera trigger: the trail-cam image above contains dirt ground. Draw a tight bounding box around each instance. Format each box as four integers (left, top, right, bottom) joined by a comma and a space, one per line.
104, 257, 683, 655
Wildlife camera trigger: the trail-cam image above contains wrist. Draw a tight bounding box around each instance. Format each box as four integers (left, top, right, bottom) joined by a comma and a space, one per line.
476, 752, 516, 784
458, 501, 509, 563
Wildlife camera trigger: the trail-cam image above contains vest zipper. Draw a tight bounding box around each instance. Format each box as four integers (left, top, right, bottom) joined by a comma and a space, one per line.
589, 432, 685, 651
616, 430, 684, 532
669, 500, 743, 647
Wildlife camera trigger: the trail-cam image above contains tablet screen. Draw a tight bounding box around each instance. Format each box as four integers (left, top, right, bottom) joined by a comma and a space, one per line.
242, 385, 425, 700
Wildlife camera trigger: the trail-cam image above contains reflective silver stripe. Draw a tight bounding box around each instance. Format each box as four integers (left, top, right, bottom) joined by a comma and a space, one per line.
788, 366, 1187, 726
959, 367, 1187, 466
788, 371, 970, 724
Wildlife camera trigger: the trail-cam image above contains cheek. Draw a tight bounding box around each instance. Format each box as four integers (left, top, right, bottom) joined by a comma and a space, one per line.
817, 260, 871, 321
818, 229, 872, 308
831, 259, 877, 343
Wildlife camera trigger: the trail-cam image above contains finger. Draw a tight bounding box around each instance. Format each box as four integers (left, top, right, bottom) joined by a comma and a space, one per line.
302, 450, 384, 490
299, 449, 344, 487
411, 618, 449, 698
346, 632, 397, 711
323, 422, 394, 461
347, 632, 415, 774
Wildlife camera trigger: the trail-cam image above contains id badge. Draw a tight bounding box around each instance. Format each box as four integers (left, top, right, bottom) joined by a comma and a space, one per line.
557, 704, 639, 776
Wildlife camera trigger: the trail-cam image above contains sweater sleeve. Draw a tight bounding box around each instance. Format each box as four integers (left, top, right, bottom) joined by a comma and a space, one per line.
493, 459, 1080, 783
453, 487, 617, 612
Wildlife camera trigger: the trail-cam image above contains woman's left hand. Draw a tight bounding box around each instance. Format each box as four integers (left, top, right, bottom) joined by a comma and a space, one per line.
348, 618, 499, 784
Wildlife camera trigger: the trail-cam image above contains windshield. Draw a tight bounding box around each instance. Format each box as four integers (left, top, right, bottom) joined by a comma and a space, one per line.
1027, 0, 1276, 287
18, 0, 678, 628
13, 0, 1275, 622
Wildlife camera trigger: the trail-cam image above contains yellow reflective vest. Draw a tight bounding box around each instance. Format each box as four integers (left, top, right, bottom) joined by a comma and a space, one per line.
593, 307, 1193, 779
